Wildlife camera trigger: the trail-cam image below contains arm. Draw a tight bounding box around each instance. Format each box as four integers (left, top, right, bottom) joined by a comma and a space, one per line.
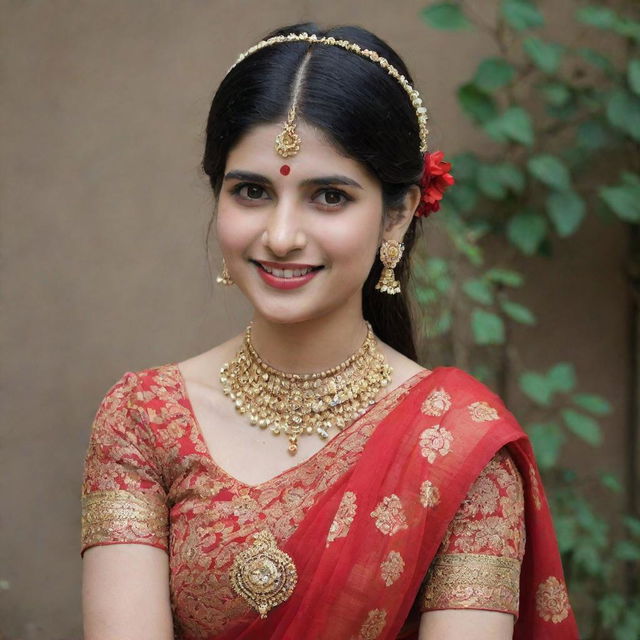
81, 372, 173, 639
83, 545, 173, 640
419, 609, 514, 639
417, 448, 525, 640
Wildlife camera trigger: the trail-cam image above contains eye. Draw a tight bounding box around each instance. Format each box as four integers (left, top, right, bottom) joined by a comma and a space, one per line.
230, 183, 269, 201
314, 189, 352, 209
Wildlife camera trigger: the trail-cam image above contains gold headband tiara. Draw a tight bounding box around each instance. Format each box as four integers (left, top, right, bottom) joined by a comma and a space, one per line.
227, 32, 429, 158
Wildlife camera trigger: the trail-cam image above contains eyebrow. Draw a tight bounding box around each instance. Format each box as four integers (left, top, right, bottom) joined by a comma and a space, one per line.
223, 170, 363, 189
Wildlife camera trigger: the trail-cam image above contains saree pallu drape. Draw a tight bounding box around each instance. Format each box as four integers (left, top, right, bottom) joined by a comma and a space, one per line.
218, 366, 579, 639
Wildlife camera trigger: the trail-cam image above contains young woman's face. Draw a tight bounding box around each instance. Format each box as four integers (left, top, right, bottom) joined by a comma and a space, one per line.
216, 121, 385, 325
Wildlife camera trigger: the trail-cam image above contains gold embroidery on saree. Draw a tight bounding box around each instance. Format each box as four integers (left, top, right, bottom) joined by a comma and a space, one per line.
420, 388, 451, 416
371, 494, 409, 536
419, 425, 453, 463
419, 480, 441, 508
421, 553, 521, 614
468, 400, 499, 422
81, 489, 168, 550
380, 550, 405, 586
326, 491, 357, 546
529, 466, 542, 510
355, 608, 387, 639
536, 576, 569, 623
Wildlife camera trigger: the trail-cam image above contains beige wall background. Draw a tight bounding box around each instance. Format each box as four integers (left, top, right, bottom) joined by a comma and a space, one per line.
1, 1, 631, 638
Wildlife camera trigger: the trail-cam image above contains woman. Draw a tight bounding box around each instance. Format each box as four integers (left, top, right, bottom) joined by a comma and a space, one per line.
81, 23, 579, 639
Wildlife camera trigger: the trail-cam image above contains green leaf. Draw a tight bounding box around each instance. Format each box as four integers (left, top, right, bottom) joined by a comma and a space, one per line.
507, 210, 547, 255
614, 540, 640, 562
501, 0, 544, 31
628, 59, 640, 96
473, 57, 516, 91
562, 409, 603, 445
520, 371, 554, 406
447, 183, 478, 212
576, 119, 609, 150
554, 515, 577, 553
421, 2, 472, 30
577, 47, 613, 72
485, 268, 524, 287
624, 516, 640, 538
500, 299, 536, 324
477, 164, 507, 199
615, 18, 640, 45
431, 309, 453, 336
458, 83, 498, 123
539, 81, 572, 106
497, 162, 526, 194
471, 309, 505, 344
548, 362, 576, 393
523, 36, 564, 73
572, 393, 612, 415
450, 153, 479, 181
486, 106, 535, 146
528, 422, 565, 468
606, 89, 640, 141
600, 173, 640, 223
527, 154, 572, 191
600, 472, 623, 493
577, 6, 618, 29
463, 278, 494, 304
599, 593, 626, 628
546, 190, 586, 237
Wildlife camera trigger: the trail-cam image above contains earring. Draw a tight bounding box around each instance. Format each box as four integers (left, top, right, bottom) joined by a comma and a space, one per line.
216, 258, 235, 286
375, 240, 404, 295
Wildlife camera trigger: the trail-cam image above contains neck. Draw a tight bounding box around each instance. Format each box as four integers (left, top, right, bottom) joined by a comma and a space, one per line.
249, 305, 370, 375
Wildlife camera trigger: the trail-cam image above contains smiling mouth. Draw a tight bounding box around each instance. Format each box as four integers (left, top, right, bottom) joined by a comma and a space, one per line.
251, 260, 324, 279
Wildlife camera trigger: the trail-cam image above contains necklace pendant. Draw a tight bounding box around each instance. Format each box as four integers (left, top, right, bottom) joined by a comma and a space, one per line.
288, 436, 298, 455
229, 529, 298, 618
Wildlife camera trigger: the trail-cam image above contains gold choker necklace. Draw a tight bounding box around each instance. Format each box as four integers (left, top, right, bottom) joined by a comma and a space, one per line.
220, 323, 393, 455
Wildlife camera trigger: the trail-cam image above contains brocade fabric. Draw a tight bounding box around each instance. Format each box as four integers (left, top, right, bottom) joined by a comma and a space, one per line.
81, 364, 524, 638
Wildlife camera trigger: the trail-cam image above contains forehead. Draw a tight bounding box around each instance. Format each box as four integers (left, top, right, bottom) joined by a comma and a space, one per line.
226, 121, 373, 182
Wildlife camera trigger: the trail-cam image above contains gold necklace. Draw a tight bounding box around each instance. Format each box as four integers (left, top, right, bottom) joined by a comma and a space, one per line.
220, 322, 393, 455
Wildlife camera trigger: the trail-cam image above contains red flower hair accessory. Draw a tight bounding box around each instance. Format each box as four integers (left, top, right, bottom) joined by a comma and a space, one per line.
415, 150, 455, 218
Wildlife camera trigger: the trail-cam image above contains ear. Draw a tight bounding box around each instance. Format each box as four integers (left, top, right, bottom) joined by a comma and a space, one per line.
382, 184, 421, 243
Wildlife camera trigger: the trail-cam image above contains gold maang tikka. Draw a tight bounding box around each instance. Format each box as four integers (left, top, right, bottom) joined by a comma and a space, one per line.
375, 240, 404, 295
226, 33, 430, 159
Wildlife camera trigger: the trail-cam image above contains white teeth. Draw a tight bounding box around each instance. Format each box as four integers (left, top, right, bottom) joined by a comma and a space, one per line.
260, 264, 315, 278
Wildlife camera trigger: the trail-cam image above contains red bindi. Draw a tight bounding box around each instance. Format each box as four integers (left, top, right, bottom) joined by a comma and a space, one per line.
279, 164, 291, 176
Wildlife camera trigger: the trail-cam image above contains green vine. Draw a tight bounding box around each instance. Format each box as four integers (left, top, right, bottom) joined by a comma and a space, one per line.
418, 2, 640, 637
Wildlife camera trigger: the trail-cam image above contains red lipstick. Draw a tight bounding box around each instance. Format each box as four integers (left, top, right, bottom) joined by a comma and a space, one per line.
252, 260, 323, 290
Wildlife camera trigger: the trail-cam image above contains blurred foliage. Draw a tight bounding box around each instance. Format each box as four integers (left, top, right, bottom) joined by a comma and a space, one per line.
418, 1, 640, 638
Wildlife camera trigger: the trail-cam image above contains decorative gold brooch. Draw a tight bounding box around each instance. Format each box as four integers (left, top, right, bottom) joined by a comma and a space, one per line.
229, 529, 298, 618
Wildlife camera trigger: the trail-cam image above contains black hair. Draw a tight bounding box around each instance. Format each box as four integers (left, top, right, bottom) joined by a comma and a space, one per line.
202, 23, 424, 360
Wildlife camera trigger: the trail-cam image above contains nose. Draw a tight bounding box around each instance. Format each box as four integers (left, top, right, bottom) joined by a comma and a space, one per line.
262, 198, 307, 257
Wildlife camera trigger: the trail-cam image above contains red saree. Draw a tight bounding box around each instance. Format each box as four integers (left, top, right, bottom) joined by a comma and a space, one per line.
81, 363, 578, 639
210, 366, 578, 639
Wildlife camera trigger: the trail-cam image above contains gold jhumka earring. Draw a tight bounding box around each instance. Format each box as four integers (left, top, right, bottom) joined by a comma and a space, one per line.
216, 258, 234, 286
375, 240, 405, 295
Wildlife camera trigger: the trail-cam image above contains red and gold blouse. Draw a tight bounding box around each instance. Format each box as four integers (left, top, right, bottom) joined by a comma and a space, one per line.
81, 364, 525, 638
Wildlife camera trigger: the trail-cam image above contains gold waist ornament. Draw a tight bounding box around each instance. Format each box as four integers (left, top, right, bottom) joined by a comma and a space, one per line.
229, 529, 298, 618
220, 322, 393, 455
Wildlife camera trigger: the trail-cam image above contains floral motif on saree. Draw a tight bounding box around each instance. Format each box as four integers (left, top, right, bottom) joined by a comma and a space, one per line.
419, 479, 440, 508
380, 551, 406, 586
371, 494, 410, 536
419, 425, 453, 463
468, 400, 500, 422
420, 387, 451, 416
327, 490, 358, 546
536, 576, 570, 623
